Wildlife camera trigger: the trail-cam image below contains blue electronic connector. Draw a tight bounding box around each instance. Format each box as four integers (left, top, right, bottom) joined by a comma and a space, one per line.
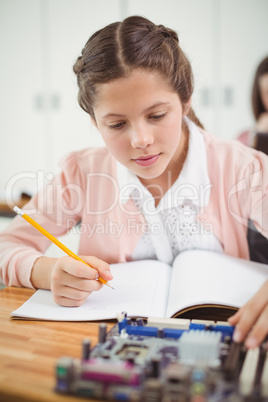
118, 317, 235, 341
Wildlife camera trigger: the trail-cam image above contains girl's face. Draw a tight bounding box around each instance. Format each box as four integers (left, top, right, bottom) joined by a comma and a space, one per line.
93, 69, 189, 188
259, 73, 268, 111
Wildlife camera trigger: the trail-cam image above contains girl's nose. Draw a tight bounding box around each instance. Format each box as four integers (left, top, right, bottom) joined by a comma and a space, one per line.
130, 126, 154, 149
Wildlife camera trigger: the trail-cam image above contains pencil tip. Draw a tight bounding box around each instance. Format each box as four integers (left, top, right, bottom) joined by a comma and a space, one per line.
106, 282, 115, 290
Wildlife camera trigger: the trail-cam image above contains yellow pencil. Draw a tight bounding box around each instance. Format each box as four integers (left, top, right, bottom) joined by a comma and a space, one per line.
13, 206, 114, 289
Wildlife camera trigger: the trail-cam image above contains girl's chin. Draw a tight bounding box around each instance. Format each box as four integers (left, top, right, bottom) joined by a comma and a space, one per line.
135, 167, 167, 182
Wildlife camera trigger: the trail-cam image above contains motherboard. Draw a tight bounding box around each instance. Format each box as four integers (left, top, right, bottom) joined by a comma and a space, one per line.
55, 313, 268, 401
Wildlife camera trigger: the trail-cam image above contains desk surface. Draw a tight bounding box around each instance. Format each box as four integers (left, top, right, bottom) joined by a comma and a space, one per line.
0, 287, 114, 402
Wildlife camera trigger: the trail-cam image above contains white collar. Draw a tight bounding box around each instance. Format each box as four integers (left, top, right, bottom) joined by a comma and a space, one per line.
116, 118, 211, 211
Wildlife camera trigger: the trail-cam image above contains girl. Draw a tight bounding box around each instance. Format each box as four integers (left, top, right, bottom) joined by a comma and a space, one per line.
0, 16, 268, 348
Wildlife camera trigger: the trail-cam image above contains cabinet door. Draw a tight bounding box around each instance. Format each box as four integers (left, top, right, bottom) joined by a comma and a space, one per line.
0, 0, 45, 197
46, 0, 121, 172
219, 0, 268, 139
0, 0, 122, 198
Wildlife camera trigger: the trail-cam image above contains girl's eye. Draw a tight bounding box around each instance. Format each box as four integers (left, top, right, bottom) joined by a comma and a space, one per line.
150, 113, 166, 120
108, 122, 126, 130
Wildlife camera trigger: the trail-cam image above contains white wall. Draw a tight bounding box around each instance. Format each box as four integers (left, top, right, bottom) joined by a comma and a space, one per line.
1, 0, 268, 200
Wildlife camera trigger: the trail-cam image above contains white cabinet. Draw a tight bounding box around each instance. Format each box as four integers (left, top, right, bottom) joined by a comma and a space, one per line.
0, 0, 46, 196
0, 0, 120, 197
46, 0, 121, 171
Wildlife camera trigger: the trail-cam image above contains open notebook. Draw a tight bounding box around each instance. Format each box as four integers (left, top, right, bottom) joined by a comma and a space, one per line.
11, 250, 268, 321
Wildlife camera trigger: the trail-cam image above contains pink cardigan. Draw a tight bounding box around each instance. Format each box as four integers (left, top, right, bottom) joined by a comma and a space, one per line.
1, 130, 268, 288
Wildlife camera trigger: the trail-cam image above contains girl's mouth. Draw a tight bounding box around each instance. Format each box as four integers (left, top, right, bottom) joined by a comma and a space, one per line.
133, 154, 160, 167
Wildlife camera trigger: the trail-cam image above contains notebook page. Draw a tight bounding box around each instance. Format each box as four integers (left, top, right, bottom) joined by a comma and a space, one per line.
165, 250, 268, 318
11, 260, 171, 321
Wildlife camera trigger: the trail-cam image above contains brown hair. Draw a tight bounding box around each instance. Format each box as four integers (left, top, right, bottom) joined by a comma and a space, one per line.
73, 15, 203, 128
252, 56, 268, 120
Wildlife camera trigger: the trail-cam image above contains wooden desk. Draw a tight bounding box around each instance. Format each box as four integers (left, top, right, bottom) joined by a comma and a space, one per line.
0, 193, 31, 218
0, 287, 114, 402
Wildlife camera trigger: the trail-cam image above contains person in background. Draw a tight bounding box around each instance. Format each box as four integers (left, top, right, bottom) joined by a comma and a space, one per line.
237, 56, 268, 265
0, 16, 268, 348
237, 56, 268, 146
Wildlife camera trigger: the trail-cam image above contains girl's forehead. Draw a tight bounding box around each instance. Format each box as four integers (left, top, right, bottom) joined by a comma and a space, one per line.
94, 71, 179, 118
95, 69, 174, 102
106, 68, 172, 87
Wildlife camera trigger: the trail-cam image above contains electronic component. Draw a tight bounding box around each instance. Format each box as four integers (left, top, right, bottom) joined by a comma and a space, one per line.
239, 347, 260, 396
55, 314, 268, 401
261, 349, 268, 397
178, 330, 221, 366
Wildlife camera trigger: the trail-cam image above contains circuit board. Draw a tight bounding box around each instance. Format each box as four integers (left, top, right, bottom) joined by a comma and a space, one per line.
55, 313, 268, 401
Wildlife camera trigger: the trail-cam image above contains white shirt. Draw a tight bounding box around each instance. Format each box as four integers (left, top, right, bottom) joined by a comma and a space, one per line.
116, 119, 223, 264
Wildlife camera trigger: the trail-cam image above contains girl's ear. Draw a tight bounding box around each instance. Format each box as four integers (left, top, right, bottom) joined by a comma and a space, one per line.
183, 98, 192, 116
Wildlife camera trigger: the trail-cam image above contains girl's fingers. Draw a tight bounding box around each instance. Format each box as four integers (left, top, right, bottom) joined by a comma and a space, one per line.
53, 289, 91, 306
230, 280, 268, 345
245, 304, 268, 348
54, 294, 89, 307
56, 256, 99, 279
80, 255, 113, 281
52, 268, 104, 294
228, 308, 242, 325
52, 280, 103, 306
52, 265, 99, 290
57, 255, 113, 281
61, 272, 104, 292
51, 255, 111, 306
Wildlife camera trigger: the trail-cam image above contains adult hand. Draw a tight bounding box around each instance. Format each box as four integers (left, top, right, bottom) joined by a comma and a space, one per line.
51, 255, 113, 307
228, 279, 268, 348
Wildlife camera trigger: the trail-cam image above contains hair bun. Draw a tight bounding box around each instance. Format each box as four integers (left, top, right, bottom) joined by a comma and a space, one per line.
157, 24, 179, 42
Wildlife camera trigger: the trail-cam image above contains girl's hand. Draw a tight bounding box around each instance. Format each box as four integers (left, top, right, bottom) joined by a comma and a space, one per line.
228, 279, 268, 348
51, 255, 113, 307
